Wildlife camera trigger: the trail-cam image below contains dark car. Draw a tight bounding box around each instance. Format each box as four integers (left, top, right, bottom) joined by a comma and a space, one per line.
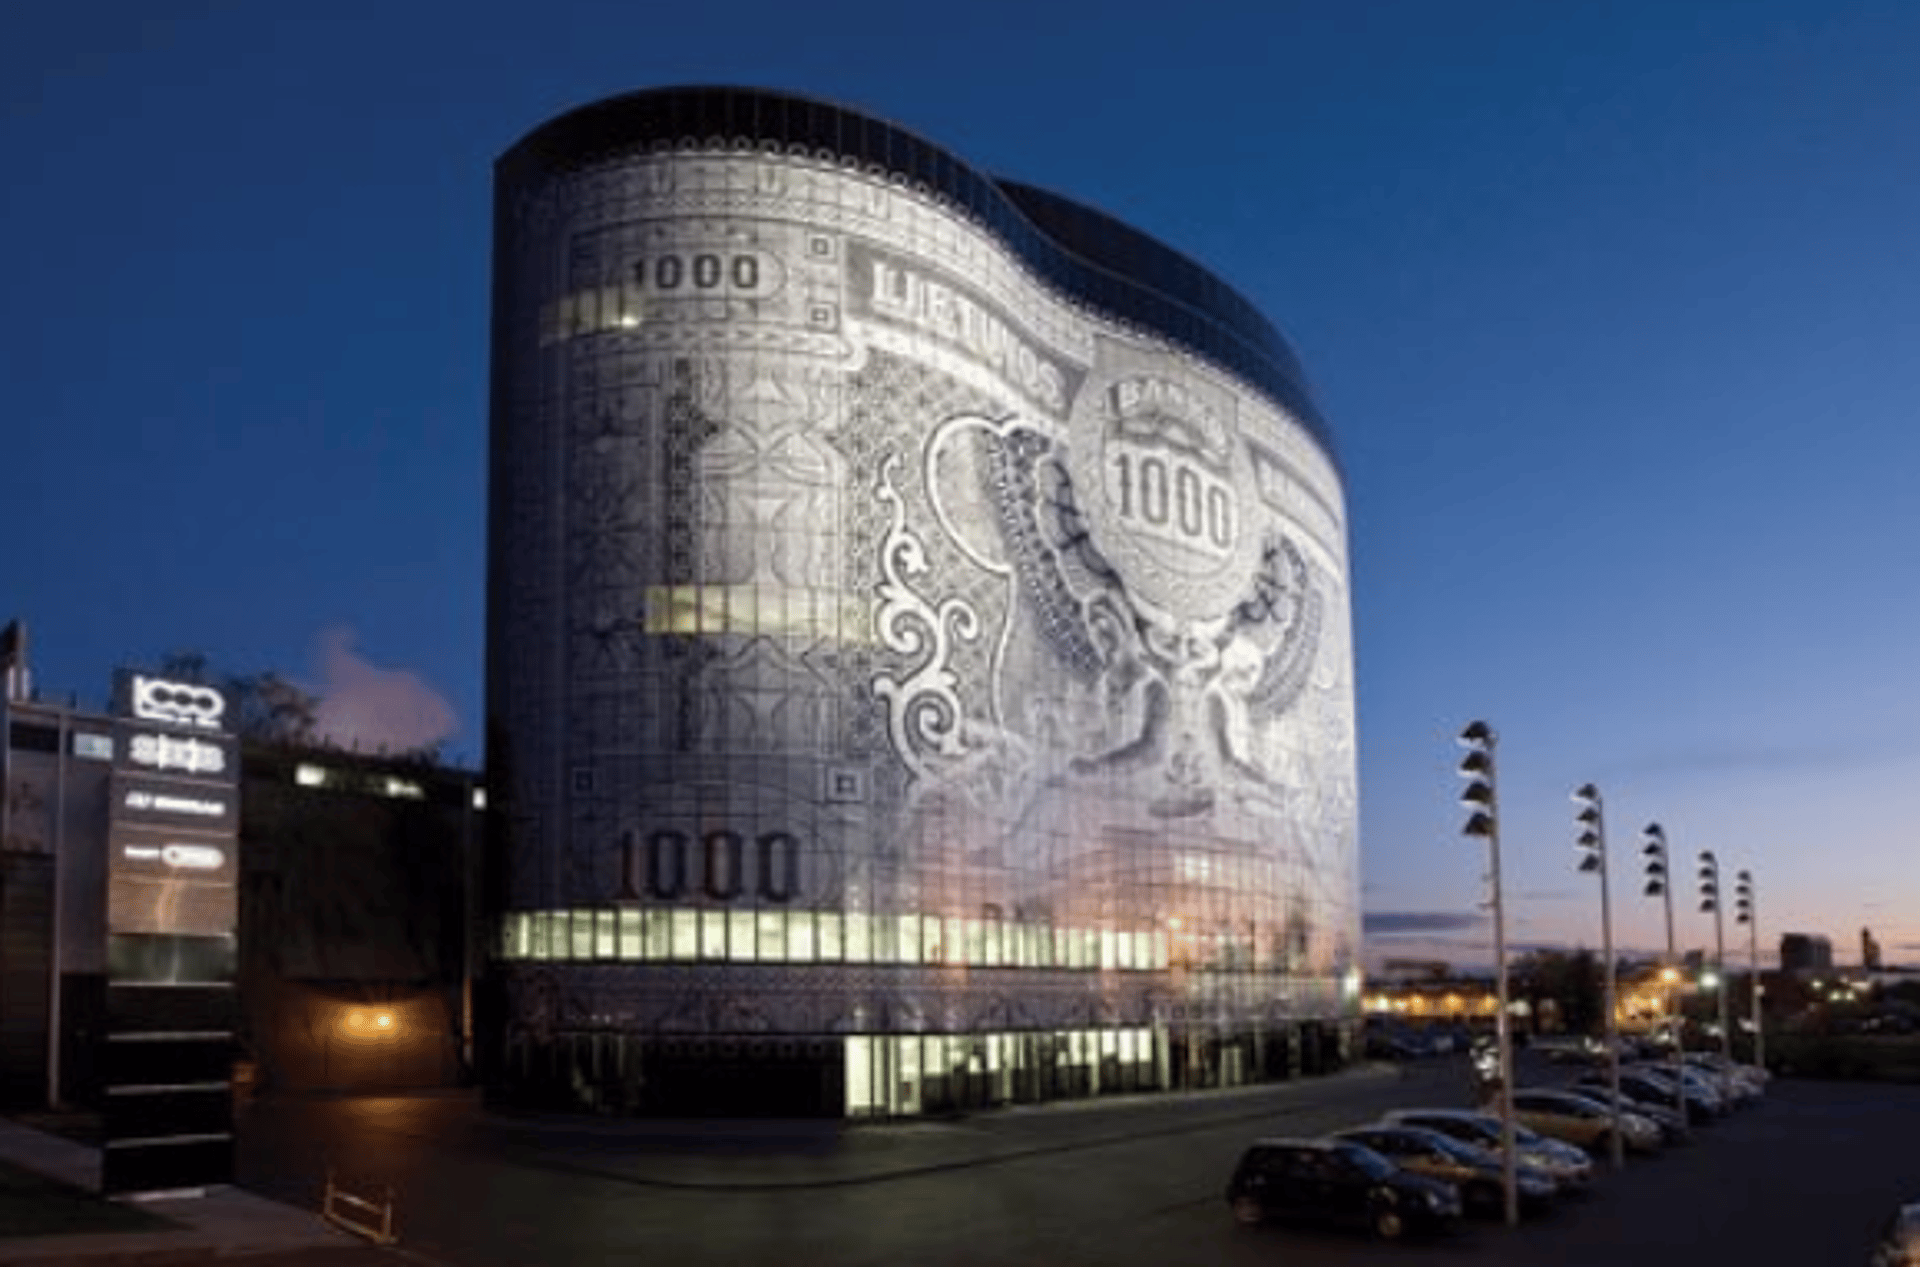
1332, 1125, 1558, 1217
1226, 1138, 1463, 1239
1612, 1066, 1722, 1125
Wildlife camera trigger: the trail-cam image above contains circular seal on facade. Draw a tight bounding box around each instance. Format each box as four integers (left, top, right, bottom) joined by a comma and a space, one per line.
1066, 361, 1264, 623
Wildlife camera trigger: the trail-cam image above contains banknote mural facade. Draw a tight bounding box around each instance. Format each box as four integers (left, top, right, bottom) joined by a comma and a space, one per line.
487, 89, 1359, 1116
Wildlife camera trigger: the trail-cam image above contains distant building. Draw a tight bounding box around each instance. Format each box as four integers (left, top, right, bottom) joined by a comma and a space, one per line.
1379, 958, 1453, 982
1780, 933, 1835, 976
1862, 926, 1883, 971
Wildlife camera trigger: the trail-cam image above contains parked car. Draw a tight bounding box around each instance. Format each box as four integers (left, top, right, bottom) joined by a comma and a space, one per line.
1600, 1068, 1718, 1126
1381, 1109, 1595, 1192
1626, 1062, 1730, 1116
1224, 1138, 1463, 1238
1871, 1201, 1920, 1267
1503, 1088, 1663, 1155
1562, 1079, 1690, 1143
1683, 1052, 1766, 1101
1332, 1125, 1558, 1216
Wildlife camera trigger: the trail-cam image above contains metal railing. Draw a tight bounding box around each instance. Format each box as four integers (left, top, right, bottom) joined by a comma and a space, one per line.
322, 1163, 397, 1245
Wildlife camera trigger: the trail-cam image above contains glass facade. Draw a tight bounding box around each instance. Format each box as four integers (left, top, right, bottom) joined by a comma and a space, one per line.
487, 87, 1359, 1117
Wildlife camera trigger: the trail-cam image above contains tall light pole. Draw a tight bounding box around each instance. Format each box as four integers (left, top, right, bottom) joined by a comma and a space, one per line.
1736, 870, 1762, 1070
1573, 784, 1624, 1169
1459, 721, 1518, 1227
1642, 823, 1690, 1135
1698, 851, 1734, 1068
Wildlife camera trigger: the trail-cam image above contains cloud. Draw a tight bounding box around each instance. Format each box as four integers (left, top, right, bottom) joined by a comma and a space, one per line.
308, 626, 458, 755
1364, 911, 1486, 937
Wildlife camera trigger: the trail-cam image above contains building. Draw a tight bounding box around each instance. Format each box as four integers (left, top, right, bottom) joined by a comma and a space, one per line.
485, 87, 1359, 1117
1, 629, 485, 1192
1, 643, 240, 1191
1780, 933, 1835, 977
236, 746, 483, 1094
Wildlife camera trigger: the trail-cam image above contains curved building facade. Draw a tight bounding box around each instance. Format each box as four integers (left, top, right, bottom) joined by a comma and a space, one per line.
486, 87, 1359, 1116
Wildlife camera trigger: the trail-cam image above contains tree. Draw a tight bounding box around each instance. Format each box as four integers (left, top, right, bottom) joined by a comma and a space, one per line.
1512, 948, 1604, 1036
227, 671, 320, 746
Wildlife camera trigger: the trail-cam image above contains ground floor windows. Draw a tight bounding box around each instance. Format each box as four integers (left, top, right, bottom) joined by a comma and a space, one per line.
491, 1022, 1354, 1119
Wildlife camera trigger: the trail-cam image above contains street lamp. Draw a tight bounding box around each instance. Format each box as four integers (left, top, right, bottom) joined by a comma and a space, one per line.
1736, 869, 1762, 1070
1698, 851, 1734, 1068
1642, 823, 1690, 1135
1572, 783, 1624, 1169
1459, 721, 1518, 1227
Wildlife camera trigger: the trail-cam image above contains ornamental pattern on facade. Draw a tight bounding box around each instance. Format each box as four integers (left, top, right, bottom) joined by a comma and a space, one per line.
490, 142, 1359, 1043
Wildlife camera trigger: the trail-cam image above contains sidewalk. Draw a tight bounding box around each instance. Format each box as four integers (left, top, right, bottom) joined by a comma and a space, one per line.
0, 1115, 395, 1267
407, 1060, 1407, 1190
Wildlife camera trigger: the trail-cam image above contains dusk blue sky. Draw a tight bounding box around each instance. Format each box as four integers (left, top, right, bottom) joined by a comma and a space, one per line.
6, 1, 1917, 969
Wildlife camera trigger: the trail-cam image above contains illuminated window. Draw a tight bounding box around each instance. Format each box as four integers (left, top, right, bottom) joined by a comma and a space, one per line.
72, 732, 113, 761
845, 1036, 878, 1115
782, 910, 811, 961
572, 910, 595, 960
529, 912, 551, 961
894, 915, 919, 964
295, 764, 329, 788
1099, 929, 1117, 971
940, 917, 961, 964
670, 910, 698, 959
645, 909, 669, 960
618, 908, 642, 959
384, 777, 425, 800
700, 909, 727, 959
729, 910, 757, 962
594, 910, 616, 959
818, 911, 843, 961
471, 787, 488, 810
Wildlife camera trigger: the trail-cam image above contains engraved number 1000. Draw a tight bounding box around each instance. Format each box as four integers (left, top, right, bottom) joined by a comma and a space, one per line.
1111, 451, 1233, 551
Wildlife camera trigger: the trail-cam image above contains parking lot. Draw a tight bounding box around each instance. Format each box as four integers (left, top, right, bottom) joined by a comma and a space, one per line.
219, 1055, 1920, 1266
1118, 1062, 1920, 1267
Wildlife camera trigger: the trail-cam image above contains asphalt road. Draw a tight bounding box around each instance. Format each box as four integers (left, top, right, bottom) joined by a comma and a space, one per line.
233, 1057, 1920, 1266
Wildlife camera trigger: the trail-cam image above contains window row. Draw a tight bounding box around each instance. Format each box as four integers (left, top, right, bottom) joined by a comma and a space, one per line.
498, 907, 1175, 971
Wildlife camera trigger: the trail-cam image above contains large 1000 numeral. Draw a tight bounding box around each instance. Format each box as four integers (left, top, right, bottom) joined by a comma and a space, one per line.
1109, 446, 1234, 555
616, 828, 800, 903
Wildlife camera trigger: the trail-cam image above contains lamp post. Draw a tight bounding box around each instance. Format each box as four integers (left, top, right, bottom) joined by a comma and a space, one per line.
1698, 851, 1734, 1069
1642, 824, 1690, 1136
1458, 721, 1518, 1227
1573, 783, 1624, 1170
1736, 870, 1761, 1070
